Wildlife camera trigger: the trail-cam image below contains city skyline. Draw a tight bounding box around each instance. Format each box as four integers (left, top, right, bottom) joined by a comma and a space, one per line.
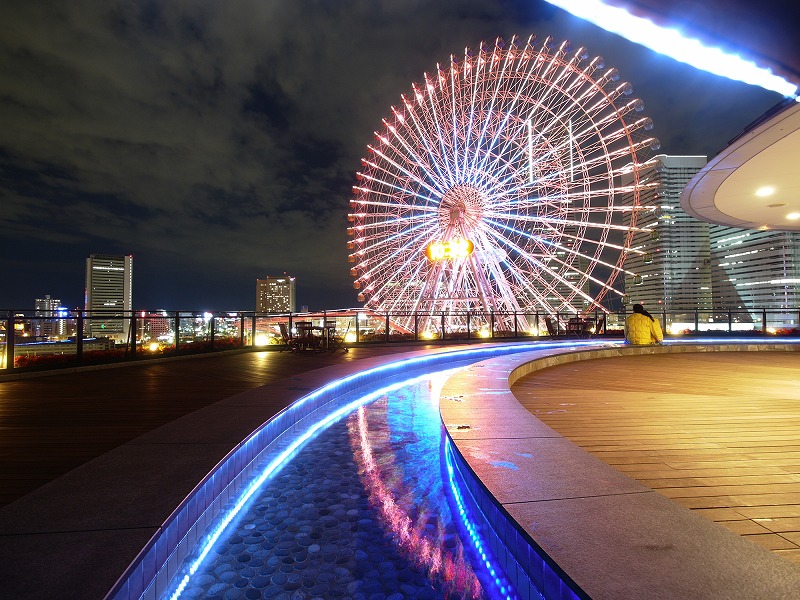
1, 1, 790, 311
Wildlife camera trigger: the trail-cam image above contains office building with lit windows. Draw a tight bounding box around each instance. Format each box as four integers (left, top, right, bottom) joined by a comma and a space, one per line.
622, 155, 711, 311
85, 254, 133, 340
256, 275, 296, 313
709, 227, 800, 318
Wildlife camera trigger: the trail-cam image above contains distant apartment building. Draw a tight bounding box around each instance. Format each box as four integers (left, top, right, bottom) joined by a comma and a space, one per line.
256, 275, 296, 313
85, 254, 133, 340
139, 310, 172, 342
33, 294, 70, 339
622, 155, 711, 311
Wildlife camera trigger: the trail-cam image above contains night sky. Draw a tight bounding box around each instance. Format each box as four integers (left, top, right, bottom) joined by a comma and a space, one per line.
0, 0, 786, 311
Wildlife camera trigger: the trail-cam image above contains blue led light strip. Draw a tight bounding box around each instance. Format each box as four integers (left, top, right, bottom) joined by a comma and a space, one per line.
444, 437, 519, 600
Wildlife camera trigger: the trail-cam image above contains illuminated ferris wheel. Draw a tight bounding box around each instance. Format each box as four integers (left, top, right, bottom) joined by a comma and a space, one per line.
348, 35, 658, 332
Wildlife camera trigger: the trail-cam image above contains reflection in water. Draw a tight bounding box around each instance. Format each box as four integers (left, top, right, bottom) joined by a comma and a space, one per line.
348, 373, 514, 599
166, 370, 517, 599
350, 402, 482, 599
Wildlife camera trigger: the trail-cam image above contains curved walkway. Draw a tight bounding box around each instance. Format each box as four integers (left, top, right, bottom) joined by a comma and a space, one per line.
440, 342, 800, 599
0, 345, 415, 507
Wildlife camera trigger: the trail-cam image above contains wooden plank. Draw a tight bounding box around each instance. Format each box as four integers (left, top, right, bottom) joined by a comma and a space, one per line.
512, 351, 800, 563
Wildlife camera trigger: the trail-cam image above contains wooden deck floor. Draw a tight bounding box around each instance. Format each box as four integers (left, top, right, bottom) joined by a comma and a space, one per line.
0, 345, 415, 507
511, 351, 800, 565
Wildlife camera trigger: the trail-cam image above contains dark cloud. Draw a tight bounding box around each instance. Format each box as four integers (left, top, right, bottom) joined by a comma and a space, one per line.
0, 0, 786, 310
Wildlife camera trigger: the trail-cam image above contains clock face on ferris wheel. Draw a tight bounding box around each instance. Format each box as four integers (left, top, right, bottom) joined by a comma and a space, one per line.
348, 34, 657, 331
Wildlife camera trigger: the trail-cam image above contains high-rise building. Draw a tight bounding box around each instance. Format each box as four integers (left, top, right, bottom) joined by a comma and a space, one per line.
33, 294, 68, 339
709, 227, 800, 319
622, 155, 711, 311
85, 254, 133, 340
256, 275, 296, 313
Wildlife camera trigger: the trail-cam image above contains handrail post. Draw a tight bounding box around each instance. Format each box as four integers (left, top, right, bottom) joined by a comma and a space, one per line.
762, 308, 767, 334
76, 313, 84, 364
441, 312, 445, 341
210, 314, 215, 350
414, 313, 418, 341
490, 311, 495, 339
5, 313, 14, 371
694, 309, 699, 334
354, 312, 359, 343
130, 312, 136, 357
728, 310, 732, 333
251, 313, 257, 347
466, 312, 471, 339
385, 314, 390, 342
174, 311, 180, 353
240, 313, 245, 347
514, 312, 519, 338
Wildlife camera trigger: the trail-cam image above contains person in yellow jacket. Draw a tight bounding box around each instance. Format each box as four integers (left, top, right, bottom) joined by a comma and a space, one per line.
625, 304, 663, 344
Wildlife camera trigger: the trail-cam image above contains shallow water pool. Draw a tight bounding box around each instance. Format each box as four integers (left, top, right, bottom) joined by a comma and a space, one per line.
165, 369, 515, 600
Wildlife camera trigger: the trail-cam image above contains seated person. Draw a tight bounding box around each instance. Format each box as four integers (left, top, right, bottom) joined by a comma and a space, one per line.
624, 304, 663, 345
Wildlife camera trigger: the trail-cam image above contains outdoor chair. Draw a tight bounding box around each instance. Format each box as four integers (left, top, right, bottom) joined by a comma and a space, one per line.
327, 322, 350, 353
278, 322, 301, 352
590, 316, 606, 338
294, 321, 322, 352
544, 316, 559, 340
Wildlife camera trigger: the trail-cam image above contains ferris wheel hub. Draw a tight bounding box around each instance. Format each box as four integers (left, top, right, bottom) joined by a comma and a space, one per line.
439, 185, 486, 234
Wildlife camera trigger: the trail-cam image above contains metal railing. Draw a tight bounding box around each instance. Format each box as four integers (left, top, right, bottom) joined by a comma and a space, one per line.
2, 307, 798, 372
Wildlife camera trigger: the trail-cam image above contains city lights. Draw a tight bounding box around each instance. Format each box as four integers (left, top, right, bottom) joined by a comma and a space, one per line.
254, 333, 271, 346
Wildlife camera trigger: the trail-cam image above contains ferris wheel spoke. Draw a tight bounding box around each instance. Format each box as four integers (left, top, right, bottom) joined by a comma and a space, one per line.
400, 92, 457, 189
376, 121, 447, 194
481, 223, 612, 308
539, 223, 645, 256
484, 212, 645, 235
355, 169, 440, 207
383, 110, 461, 197
524, 220, 644, 276
485, 239, 578, 313
386, 260, 432, 314
422, 74, 460, 188
364, 145, 445, 201
469, 45, 544, 180
353, 224, 431, 273
470, 231, 528, 312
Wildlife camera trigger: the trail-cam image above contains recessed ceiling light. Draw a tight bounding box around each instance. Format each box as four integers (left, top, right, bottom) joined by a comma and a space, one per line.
787, 212, 800, 220
755, 186, 776, 197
